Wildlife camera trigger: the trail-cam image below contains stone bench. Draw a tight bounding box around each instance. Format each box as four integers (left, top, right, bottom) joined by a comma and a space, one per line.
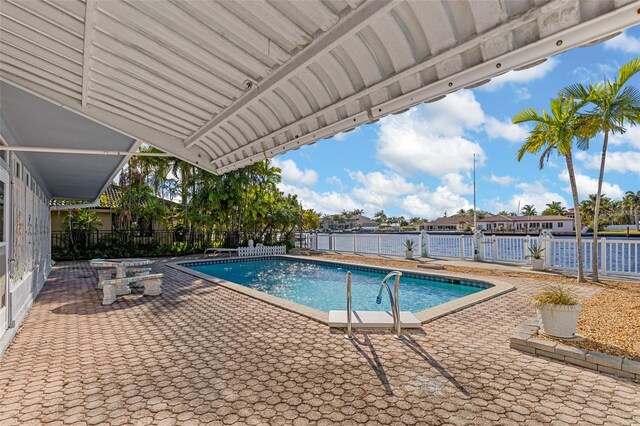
96, 267, 152, 289
101, 273, 164, 305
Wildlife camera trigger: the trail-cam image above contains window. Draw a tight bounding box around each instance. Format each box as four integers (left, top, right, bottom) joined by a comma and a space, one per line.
14, 161, 20, 179
558, 222, 564, 228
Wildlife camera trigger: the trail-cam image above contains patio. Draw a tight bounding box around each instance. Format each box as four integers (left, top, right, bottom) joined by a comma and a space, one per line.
0, 259, 638, 425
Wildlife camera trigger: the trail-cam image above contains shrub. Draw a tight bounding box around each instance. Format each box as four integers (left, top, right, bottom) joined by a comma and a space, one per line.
530, 286, 578, 306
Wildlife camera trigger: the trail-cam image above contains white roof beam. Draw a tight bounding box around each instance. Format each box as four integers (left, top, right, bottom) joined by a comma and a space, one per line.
80, 0, 95, 107
184, 0, 398, 149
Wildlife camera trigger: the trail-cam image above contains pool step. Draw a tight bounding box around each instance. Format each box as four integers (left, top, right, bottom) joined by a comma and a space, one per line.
328, 310, 421, 329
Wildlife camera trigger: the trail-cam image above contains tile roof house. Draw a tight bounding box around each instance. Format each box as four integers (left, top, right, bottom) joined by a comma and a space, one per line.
50, 184, 177, 233
422, 216, 474, 232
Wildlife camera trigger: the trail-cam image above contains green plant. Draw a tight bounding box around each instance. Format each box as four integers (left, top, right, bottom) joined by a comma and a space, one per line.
530, 286, 578, 306
514, 95, 588, 283
527, 245, 545, 259
404, 239, 415, 251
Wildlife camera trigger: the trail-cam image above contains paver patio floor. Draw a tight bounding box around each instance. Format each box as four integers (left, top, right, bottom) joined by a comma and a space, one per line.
0, 260, 638, 425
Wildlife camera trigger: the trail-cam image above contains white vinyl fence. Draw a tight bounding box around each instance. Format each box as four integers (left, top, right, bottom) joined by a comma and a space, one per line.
238, 245, 287, 257
308, 232, 640, 278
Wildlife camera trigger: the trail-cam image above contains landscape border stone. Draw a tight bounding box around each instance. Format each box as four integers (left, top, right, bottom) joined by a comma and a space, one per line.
510, 321, 640, 381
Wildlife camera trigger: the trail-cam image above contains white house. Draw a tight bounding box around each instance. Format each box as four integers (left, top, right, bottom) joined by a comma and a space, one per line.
477, 215, 575, 233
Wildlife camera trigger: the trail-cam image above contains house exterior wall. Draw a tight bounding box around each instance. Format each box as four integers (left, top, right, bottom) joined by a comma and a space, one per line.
50, 210, 113, 232
1, 153, 52, 355
478, 218, 575, 232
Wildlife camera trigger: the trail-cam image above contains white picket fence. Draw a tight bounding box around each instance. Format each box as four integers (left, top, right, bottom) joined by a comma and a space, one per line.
238, 245, 287, 257
309, 232, 640, 278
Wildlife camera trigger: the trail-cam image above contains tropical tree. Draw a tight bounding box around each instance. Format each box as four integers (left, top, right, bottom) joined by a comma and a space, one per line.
373, 210, 388, 224
514, 95, 587, 282
62, 209, 102, 232
622, 190, 640, 231
562, 57, 640, 282
497, 210, 510, 216
301, 209, 321, 231
542, 201, 567, 216
521, 204, 537, 216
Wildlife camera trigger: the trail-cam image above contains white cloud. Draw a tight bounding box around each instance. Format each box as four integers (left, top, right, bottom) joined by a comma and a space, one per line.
325, 175, 344, 190
484, 116, 529, 143
576, 149, 640, 176
603, 151, 640, 175
348, 170, 418, 208
441, 173, 473, 194
271, 158, 318, 187
603, 32, 640, 54
609, 126, 640, 149
514, 87, 531, 101
278, 182, 359, 214
376, 91, 485, 177
558, 170, 624, 199
481, 58, 558, 91
572, 63, 618, 84
487, 174, 517, 186
489, 182, 568, 213
402, 187, 471, 220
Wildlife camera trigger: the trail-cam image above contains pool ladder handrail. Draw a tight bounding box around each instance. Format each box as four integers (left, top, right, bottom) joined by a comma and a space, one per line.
344, 270, 403, 340
377, 271, 403, 339
345, 271, 353, 340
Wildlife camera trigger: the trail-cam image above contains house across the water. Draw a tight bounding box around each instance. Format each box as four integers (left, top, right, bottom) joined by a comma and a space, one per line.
477, 215, 575, 233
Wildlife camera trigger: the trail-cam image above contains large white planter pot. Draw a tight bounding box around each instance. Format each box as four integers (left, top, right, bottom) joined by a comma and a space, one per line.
531, 258, 545, 271
536, 304, 582, 338
406, 250, 413, 259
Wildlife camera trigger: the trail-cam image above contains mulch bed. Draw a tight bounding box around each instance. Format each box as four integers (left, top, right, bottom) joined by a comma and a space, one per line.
310, 252, 640, 360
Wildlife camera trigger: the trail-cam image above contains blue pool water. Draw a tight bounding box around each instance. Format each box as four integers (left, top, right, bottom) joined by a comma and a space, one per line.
188, 259, 485, 313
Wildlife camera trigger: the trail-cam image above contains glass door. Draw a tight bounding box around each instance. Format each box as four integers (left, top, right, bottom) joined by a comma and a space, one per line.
0, 170, 8, 334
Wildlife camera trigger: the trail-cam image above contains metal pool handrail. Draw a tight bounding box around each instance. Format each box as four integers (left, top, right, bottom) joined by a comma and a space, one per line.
345, 271, 353, 340
376, 271, 403, 338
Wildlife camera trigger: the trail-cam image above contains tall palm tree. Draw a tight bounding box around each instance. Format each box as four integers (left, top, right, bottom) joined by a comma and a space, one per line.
622, 190, 640, 231
521, 204, 537, 216
542, 201, 567, 216
514, 95, 587, 282
562, 57, 640, 282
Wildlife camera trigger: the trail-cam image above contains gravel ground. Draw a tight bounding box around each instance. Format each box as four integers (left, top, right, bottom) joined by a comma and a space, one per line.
311, 252, 640, 360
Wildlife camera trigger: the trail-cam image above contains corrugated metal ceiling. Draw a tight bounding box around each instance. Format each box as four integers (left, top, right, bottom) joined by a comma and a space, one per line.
1, 0, 638, 175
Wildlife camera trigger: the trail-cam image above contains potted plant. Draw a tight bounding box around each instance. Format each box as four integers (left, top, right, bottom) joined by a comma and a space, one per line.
530, 286, 582, 339
527, 245, 545, 271
404, 239, 415, 259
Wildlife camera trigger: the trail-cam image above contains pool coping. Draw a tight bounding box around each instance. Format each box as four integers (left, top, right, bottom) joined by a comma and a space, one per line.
167, 255, 515, 326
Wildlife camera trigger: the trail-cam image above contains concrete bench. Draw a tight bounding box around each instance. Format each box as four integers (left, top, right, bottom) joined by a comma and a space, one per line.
128, 267, 152, 276
101, 273, 164, 305
96, 267, 152, 289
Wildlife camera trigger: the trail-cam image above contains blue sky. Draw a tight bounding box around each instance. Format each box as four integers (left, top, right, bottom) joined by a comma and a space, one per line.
273, 27, 640, 220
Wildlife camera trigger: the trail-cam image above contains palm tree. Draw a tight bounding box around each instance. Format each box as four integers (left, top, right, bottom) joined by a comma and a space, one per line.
521, 204, 537, 216
542, 201, 568, 216
562, 57, 640, 282
497, 210, 510, 216
514, 95, 587, 282
623, 190, 640, 231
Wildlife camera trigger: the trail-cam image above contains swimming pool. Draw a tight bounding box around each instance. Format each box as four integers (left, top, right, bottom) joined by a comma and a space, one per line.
181, 257, 491, 313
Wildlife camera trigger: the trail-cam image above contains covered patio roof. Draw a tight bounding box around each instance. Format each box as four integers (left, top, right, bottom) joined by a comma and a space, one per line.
1, 0, 639, 186
0, 81, 136, 200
